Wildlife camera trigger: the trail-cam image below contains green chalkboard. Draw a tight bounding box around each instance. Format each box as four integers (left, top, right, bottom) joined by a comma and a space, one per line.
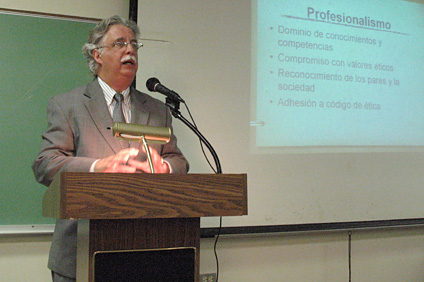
0, 11, 97, 227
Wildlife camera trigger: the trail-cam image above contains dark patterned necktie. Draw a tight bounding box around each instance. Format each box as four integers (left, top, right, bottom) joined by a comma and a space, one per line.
113, 93, 126, 123
113, 93, 129, 148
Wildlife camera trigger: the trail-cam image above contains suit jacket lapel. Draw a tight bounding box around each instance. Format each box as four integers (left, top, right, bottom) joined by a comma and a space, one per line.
83, 80, 123, 153
130, 87, 150, 125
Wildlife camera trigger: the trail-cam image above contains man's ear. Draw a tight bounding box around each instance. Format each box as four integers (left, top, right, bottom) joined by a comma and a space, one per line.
93, 49, 103, 65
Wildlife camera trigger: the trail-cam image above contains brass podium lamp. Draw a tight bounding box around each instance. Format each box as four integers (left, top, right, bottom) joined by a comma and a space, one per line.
110, 122, 171, 173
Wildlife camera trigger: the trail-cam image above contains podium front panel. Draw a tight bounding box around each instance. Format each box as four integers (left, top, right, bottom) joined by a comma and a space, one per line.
93, 247, 196, 282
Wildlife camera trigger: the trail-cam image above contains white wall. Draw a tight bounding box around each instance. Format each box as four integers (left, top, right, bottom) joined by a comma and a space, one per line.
135, 0, 424, 229
1, 227, 424, 282
1, 1, 424, 282
202, 227, 424, 281
0, 234, 52, 281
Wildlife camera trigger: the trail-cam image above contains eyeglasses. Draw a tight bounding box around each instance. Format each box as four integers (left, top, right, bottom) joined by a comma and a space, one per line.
98, 39, 143, 51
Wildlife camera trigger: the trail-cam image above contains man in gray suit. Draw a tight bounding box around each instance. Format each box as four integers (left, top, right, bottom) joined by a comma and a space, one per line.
32, 15, 189, 282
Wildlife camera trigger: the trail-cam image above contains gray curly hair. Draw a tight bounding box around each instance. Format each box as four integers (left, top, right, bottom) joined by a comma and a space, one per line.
82, 15, 140, 76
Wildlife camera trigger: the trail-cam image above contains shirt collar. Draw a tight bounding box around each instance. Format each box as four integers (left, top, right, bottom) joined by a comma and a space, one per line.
97, 77, 131, 106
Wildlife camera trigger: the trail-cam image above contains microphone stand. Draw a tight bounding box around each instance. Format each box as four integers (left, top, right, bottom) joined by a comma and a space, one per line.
165, 97, 222, 174
166, 96, 224, 282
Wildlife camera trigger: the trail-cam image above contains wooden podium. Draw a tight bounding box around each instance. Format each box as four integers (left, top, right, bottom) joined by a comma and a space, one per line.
43, 172, 247, 282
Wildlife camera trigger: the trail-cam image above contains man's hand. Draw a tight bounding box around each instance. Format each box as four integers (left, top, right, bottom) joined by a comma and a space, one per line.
93, 147, 170, 173
94, 148, 141, 173
137, 147, 170, 173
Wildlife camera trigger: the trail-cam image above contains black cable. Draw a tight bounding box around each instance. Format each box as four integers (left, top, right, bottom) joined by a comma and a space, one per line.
180, 101, 222, 281
348, 230, 352, 282
167, 98, 221, 174
183, 102, 217, 173
213, 216, 223, 282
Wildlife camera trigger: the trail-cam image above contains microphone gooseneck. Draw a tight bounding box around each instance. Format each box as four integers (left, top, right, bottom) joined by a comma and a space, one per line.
145, 77, 221, 174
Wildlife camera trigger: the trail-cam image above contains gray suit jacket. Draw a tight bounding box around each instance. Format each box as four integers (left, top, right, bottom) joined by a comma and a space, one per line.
32, 79, 189, 278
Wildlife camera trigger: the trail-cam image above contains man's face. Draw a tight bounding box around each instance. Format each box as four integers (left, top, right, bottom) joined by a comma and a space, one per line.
94, 24, 139, 89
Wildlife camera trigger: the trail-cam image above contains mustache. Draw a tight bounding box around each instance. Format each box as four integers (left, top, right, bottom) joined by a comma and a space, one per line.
121, 55, 137, 63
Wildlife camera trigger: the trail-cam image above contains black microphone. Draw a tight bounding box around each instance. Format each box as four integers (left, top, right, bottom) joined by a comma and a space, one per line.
146, 77, 185, 103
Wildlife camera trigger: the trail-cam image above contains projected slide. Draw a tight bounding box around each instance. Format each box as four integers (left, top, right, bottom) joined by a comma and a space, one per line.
251, 0, 424, 149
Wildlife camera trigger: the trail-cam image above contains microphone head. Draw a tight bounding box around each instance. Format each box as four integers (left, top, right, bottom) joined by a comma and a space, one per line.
146, 77, 160, 92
